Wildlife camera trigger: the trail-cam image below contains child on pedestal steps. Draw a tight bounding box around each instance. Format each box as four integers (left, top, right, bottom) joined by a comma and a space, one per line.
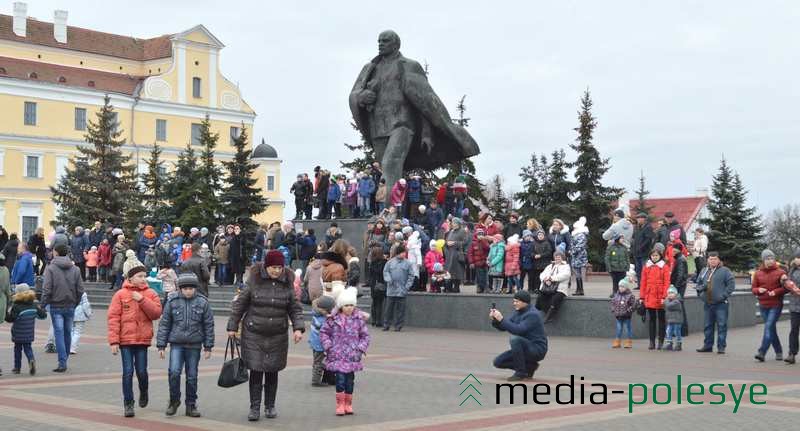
488, 234, 506, 293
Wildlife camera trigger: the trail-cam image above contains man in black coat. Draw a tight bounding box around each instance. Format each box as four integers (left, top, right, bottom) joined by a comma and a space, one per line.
632, 213, 655, 284
490, 291, 548, 381
290, 174, 308, 220
664, 211, 687, 244
179, 243, 210, 297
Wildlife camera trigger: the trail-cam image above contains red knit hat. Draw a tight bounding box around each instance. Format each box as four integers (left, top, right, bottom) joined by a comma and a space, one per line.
265, 250, 285, 267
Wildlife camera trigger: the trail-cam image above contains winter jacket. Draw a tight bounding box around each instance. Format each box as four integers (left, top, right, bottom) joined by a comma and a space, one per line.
611, 290, 636, 318
27, 234, 46, 260
309, 300, 328, 352
670, 255, 689, 292
663, 297, 684, 324
390, 182, 407, 206
443, 227, 468, 280
11, 251, 35, 287
488, 241, 506, 276
491, 304, 548, 355
304, 259, 325, 302
467, 235, 490, 268
539, 262, 571, 294
357, 177, 376, 198
0, 266, 10, 323
98, 243, 112, 267
532, 238, 553, 271
407, 178, 422, 203
73, 292, 93, 322
383, 257, 414, 297
347, 257, 361, 287
84, 250, 99, 268
570, 232, 589, 269
695, 265, 736, 305
602, 218, 634, 247
327, 182, 341, 203
751, 264, 787, 308
179, 255, 211, 298
88, 228, 105, 248
692, 234, 708, 258
42, 256, 84, 309
604, 243, 630, 273
664, 221, 686, 245
214, 240, 230, 265
504, 240, 521, 276
548, 226, 572, 255
640, 259, 671, 309
227, 267, 305, 372
321, 310, 371, 373
424, 250, 444, 274
111, 242, 128, 273
70, 232, 90, 263
5, 292, 47, 343
157, 293, 215, 350
107, 281, 162, 346
290, 180, 309, 198
632, 223, 656, 258
406, 232, 422, 276
520, 239, 535, 271
426, 207, 444, 237
2, 238, 19, 271
157, 268, 178, 296
787, 265, 800, 313
375, 183, 387, 203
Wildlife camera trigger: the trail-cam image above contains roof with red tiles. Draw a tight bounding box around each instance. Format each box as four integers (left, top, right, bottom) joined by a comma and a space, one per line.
0, 56, 144, 95
628, 196, 709, 231
0, 14, 172, 61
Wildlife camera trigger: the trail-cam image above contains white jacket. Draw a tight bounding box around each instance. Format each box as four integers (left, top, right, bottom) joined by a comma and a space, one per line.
540, 262, 572, 294
406, 231, 422, 277
692, 234, 708, 257
73, 292, 93, 322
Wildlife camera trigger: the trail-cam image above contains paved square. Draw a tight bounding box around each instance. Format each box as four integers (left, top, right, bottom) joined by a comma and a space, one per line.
0, 309, 797, 430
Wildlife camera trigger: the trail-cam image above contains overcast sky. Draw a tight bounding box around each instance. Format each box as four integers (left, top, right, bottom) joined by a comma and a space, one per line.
21, 1, 800, 221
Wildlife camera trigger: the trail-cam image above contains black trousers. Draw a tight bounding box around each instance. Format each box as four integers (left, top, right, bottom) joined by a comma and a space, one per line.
76, 262, 86, 281
789, 311, 800, 355
647, 308, 666, 344
383, 296, 406, 329
370, 290, 385, 326
294, 198, 304, 219
519, 269, 536, 292
610, 271, 626, 295
304, 203, 313, 220
535, 291, 565, 312
447, 279, 461, 293
249, 371, 278, 409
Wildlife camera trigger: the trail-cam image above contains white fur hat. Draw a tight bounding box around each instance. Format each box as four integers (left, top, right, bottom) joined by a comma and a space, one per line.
336, 286, 358, 309
324, 280, 346, 300
507, 234, 520, 245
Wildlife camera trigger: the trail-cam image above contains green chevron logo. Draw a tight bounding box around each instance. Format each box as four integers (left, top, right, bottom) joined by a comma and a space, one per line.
459, 374, 483, 406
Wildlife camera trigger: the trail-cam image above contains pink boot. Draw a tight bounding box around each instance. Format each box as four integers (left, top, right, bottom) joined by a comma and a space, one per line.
335, 393, 346, 416
344, 393, 354, 415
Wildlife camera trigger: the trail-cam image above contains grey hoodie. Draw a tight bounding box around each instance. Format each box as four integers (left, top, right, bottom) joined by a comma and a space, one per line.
42, 256, 84, 309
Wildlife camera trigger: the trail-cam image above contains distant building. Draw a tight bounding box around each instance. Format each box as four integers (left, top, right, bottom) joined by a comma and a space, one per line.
627, 191, 709, 242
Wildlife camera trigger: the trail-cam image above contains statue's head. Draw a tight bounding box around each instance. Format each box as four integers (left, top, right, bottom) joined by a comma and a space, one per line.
378, 30, 401, 56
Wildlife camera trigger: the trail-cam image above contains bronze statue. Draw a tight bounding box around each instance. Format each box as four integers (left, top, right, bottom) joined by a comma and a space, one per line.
350, 30, 480, 205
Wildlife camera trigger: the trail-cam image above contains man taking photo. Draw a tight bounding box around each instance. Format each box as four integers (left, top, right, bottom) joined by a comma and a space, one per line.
490, 291, 548, 381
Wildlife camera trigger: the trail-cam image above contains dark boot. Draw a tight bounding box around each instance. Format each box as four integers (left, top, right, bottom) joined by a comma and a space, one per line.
543, 306, 557, 323
784, 354, 796, 364
185, 404, 201, 417
166, 400, 180, 416
675, 342, 682, 352
264, 382, 278, 418
663, 342, 673, 351
124, 401, 135, 418
574, 279, 584, 296
648, 340, 656, 350
657, 337, 664, 350
29, 360, 36, 375
248, 379, 262, 421
139, 390, 148, 408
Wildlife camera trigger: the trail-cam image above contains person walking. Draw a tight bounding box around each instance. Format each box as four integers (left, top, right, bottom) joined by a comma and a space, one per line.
227, 250, 304, 421
41, 244, 84, 372
5, 283, 46, 375
694, 252, 736, 354
382, 244, 414, 332
752, 249, 787, 362
785, 250, 800, 364
27, 227, 47, 276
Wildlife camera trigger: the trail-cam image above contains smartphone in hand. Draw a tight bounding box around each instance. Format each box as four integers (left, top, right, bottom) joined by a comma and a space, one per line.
490, 302, 496, 310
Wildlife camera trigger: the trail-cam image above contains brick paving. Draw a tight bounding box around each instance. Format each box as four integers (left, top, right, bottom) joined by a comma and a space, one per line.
0, 309, 797, 430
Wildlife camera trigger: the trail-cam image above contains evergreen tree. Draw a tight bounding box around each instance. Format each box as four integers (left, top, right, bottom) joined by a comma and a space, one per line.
633, 170, 656, 218
165, 144, 205, 229
340, 122, 376, 175
516, 153, 546, 219
51, 96, 142, 229
438, 95, 486, 213
540, 149, 574, 223
196, 115, 223, 228
700, 158, 764, 271
220, 126, 268, 256
140, 142, 169, 224
568, 89, 624, 267
485, 175, 510, 218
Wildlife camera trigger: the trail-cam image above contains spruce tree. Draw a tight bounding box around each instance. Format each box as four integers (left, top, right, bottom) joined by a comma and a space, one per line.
486, 175, 510, 218
141, 142, 169, 224
633, 170, 655, 218
438, 95, 486, 213
568, 89, 624, 267
220, 126, 268, 256
165, 144, 205, 229
701, 158, 764, 271
196, 115, 223, 228
540, 149, 574, 223
340, 123, 376, 175
51, 96, 142, 229
516, 153, 548, 219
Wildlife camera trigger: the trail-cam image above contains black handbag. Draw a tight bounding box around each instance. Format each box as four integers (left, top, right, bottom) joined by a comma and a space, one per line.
217, 336, 249, 388
301, 286, 311, 305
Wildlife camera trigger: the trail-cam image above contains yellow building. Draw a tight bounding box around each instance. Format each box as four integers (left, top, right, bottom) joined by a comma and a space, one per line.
0, 2, 283, 242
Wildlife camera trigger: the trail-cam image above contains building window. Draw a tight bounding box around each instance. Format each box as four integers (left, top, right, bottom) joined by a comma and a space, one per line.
74, 107, 87, 131
191, 123, 202, 145
56, 156, 68, 181
157, 166, 167, 177
24, 155, 41, 178
156, 119, 167, 141
267, 175, 275, 192
21, 215, 39, 243
192, 77, 201, 98
24, 101, 37, 125
230, 126, 240, 145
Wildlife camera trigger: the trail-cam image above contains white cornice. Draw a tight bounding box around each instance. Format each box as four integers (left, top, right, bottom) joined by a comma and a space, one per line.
0, 78, 256, 123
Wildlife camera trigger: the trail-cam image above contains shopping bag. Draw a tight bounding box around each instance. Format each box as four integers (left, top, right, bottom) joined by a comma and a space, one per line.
217, 336, 249, 388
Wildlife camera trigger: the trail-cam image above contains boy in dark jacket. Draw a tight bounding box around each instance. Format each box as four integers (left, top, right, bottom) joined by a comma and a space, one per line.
5, 283, 47, 375
663, 286, 684, 351
156, 273, 214, 417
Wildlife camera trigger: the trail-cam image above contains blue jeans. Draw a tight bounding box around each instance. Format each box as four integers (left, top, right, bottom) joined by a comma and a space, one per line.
13, 343, 34, 369
493, 336, 546, 377
121, 346, 149, 403
665, 323, 683, 342
475, 267, 488, 293
506, 275, 520, 293
358, 195, 371, 215
703, 302, 729, 349
50, 307, 74, 368
615, 318, 632, 339
216, 264, 228, 285
168, 346, 201, 404
758, 306, 783, 355
376, 202, 385, 213
335, 372, 355, 394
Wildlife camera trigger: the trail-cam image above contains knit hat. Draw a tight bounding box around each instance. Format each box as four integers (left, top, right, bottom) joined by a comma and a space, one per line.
190, 227, 199, 234
522, 229, 533, 239
394, 232, 404, 241
653, 242, 665, 254
14, 283, 30, 294
667, 286, 678, 295
450, 217, 463, 226
127, 265, 147, 279
462, 208, 469, 217
636, 212, 648, 219
125, 250, 136, 259
553, 250, 566, 259
513, 290, 531, 304
429, 240, 437, 250
507, 234, 519, 245
398, 178, 406, 185
265, 249, 285, 267
177, 273, 199, 289
336, 286, 358, 309
401, 226, 413, 235
418, 205, 426, 213
200, 227, 209, 236
573, 216, 587, 229
90, 245, 97, 251
493, 234, 503, 242
317, 295, 336, 313
618, 277, 633, 291
762, 249, 776, 261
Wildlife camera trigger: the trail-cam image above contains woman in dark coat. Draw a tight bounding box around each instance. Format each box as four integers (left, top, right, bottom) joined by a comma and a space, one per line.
227, 250, 304, 421
228, 225, 245, 286
2, 233, 20, 272
443, 218, 468, 293
27, 228, 47, 276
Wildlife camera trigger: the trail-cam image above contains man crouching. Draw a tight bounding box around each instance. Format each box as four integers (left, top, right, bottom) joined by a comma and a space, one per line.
490, 291, 548, 381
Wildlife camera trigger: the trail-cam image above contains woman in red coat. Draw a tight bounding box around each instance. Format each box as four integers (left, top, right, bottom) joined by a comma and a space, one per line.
640, 248, 671, 350
751, 249, 787, 362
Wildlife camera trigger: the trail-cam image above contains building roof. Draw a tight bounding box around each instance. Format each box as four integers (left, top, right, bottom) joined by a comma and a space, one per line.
0, 56, 144, 95
252, 138, 278, 159
628, 196, 709, 231
0, 14, 172, 61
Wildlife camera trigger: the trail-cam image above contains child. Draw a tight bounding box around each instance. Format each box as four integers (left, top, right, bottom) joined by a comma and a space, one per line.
144, 245, 157, 272
424, 240, 444, 291
180, 243, 193, 264
98, 239, 113, 282
157, 264, 178, 302
504, 234, 521, 294
610, 276, 637, 348
346, 247, 361, 287
107, 265, 163, 418
488, 234, 506, 293
199, 243, 212, 270
5, 283, 46, 375
85, 246, 99, 282
663, 286, 684, 351
429, 262, 450, 293
310, 295, 336, 386
320, 287, 371, 416
156, 273, 214, 417
70, 291, 92, 354
390, 179, 407, 215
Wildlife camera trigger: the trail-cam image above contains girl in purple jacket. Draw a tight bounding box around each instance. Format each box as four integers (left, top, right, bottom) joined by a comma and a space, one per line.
320, 286, 370, 416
